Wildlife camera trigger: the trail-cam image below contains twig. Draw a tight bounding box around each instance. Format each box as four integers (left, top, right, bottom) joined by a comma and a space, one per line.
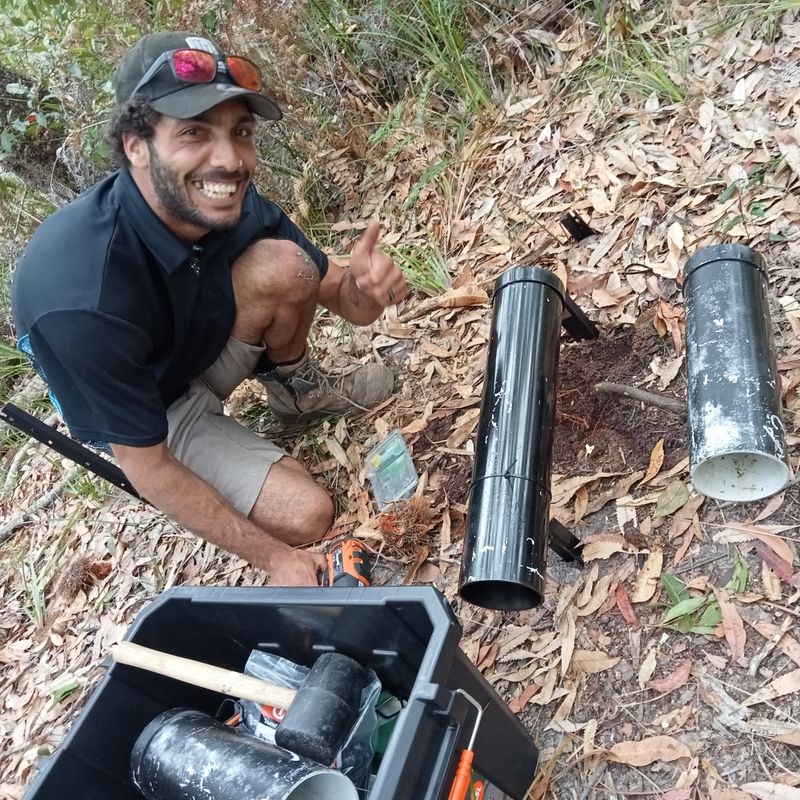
578, 762, 607, 800
0, 466, 78, 544
594, 382, 684, 415
748, 614, 792, 677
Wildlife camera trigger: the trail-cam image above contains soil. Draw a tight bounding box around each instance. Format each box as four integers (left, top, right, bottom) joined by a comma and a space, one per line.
553, 312, 689, 474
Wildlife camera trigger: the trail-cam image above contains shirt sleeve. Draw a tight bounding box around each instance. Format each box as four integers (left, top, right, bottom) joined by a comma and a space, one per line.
28, 309, 168, 446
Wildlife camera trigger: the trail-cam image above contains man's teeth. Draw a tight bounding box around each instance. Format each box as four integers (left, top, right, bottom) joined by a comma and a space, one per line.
197, 181, 237, 199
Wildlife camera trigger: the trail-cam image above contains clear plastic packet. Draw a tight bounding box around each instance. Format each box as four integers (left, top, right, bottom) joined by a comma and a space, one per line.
365, 430, 418, 509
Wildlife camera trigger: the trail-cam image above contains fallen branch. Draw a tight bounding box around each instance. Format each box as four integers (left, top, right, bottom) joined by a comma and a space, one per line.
594, 382, 684, 416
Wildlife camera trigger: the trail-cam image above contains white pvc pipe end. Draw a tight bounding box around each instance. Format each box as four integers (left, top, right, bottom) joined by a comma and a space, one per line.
691, 451, 790, 501
286, 770, 359, 800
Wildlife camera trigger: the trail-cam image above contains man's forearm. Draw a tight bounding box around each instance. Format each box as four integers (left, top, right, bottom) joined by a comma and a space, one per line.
123, 450, 288, 572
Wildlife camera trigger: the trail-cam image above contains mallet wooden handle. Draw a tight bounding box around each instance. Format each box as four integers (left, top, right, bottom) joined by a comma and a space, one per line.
112, 641, 297, 709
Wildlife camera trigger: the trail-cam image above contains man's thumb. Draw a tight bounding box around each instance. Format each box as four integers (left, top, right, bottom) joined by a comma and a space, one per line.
356, 220, 380, 253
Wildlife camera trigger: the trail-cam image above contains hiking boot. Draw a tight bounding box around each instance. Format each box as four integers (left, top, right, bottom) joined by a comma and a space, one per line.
257, 355, 394, 423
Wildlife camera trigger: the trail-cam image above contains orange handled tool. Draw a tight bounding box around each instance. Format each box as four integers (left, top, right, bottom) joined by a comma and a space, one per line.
448, 689, 484, 800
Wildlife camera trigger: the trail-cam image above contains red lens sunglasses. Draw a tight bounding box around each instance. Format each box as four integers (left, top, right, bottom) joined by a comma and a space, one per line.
131, 48, 262, 97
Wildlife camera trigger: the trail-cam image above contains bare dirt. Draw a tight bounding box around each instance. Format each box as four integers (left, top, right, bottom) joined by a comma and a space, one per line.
554, 312, 688, 475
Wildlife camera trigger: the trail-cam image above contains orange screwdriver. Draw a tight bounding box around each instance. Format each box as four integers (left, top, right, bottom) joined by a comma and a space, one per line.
448, 689, 484, 800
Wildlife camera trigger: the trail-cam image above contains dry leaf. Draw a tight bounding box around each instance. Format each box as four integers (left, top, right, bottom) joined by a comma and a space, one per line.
668, 494, 705, 541
740, 782, 800, 800
615, 583, 640, 629
415, 561, 441, 583
551, 471, 623, 507
559, 606, 577, 678
661, 790, 691, 800
571, 649, 621, 674
640, 437, 665, 485
713, 587, 746, 662
647, 658, 693, 694
546, 679, 580, 731
654, 481, 691, 518
576, 563, 599, 607
581, 534, 630, 561
761, 560, 782, 601
576, 575, 613, 617
639, 647, 658, 688
753, 491, 787, 522
713, 523, 795, 566
632, 548, 663, 603
508, 682, 542, 714
755, 540, 794, 583
436, 286, 489, 308
607, 735, 691, 766
402, 545, 430, 584
446, 408, 480, 448
743, 669, 800, 707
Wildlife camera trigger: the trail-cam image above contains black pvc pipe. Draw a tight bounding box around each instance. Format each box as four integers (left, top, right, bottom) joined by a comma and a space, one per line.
131, 708, 358, 800
684, 244, 790, 501
459, 267, 564, 611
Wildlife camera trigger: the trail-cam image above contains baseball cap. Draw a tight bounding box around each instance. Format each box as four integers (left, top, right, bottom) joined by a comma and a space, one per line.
114, 31, 282, 120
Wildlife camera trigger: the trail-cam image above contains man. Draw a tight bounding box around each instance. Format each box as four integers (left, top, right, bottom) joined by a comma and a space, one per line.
11, 32, 408, 585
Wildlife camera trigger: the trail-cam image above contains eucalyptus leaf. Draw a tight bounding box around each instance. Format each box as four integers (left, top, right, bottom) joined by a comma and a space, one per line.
661, 595, 707, 624
52, 677, 80, 703
726, 550, 748, 594
689, 625, 719, 635
660, 573, 689, 605
697, 601, 722, 627
653, 480, 690, 518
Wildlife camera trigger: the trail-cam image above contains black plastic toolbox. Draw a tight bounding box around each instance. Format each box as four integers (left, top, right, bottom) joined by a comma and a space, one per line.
23, 586, 539, 799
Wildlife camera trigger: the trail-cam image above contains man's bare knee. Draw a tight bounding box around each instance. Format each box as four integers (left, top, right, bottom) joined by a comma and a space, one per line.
283, 485, 334, 546
233, 239, 319, 304
231, 239, 320, 345
250, 459, 334, 546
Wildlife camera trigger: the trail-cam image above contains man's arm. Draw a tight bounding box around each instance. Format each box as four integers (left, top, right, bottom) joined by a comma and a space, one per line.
111, 441, 323, 585
317, 221, 408, 324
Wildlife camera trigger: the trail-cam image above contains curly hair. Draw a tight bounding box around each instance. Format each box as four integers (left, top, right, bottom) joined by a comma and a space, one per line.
105, 94, 162, 169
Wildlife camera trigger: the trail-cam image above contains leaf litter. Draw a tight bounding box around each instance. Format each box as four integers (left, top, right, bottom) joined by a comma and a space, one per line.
2, 2, 800, 798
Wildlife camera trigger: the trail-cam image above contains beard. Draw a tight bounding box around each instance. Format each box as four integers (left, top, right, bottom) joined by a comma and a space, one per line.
147, 143, 243, 232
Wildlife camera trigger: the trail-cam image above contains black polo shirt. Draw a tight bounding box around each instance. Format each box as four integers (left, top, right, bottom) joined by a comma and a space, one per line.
11, 170, 328, 446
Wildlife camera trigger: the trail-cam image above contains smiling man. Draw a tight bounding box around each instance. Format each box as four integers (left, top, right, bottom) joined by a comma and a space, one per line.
11, 32, 407, 586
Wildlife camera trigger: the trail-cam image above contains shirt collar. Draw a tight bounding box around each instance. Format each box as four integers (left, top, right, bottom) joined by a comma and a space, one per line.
113, 170, 245, 274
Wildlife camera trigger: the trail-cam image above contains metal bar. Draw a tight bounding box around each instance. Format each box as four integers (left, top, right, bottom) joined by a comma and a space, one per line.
0, 403, 140, 498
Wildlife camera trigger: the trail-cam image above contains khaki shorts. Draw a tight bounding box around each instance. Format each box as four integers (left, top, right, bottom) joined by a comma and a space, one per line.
166, 338, 286, 515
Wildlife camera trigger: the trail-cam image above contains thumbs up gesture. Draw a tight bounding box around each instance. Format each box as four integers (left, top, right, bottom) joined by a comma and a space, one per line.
350, 221, 408, 308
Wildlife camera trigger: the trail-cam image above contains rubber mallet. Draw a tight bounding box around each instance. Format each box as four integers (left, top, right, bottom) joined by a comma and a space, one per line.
112, 641, 366, 765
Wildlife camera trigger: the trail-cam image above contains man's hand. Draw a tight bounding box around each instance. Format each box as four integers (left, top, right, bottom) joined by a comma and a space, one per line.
349, 221, 408, 309
265, 546, 327, 586
113, 442, 328, 586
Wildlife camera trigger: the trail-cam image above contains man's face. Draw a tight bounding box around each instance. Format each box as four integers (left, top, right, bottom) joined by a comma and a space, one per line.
130, 99, 258, 239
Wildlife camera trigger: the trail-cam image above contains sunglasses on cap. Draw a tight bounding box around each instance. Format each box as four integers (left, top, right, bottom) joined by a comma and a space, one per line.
130, 48, 263, 98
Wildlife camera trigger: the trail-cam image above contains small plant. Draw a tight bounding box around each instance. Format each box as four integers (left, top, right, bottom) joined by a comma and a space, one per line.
22, 557, 46, 626
383, 239, 451, 295
659, 550, 748, 634
0, 83, 65, 160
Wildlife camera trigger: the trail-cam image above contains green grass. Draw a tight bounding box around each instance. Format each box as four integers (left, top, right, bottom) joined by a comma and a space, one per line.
303, 0, 494, 116
383, 239, 451, 295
